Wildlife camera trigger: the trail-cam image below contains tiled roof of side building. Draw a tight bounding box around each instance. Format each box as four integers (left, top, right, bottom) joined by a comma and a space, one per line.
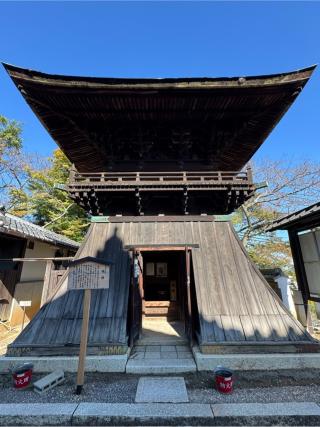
267, 201, 320, 232
0, 213, 80, 249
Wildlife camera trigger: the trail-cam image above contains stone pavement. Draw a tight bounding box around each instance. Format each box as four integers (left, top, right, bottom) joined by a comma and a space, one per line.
135, 376, 189, 402
1, 401, 320, 425
137, 319, 187, 345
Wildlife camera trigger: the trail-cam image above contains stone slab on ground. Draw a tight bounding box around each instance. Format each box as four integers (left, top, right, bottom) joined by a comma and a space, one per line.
126, 358, 196, 374
0, 403, 77, 426
135, 376, 188, 403
0, 353, 129, 373
193, 346, 320, 371
72, 402, 213, 425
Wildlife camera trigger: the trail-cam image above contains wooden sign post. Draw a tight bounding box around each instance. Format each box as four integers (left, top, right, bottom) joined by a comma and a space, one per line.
68, 257, 111, 395
76, 288, 91, 395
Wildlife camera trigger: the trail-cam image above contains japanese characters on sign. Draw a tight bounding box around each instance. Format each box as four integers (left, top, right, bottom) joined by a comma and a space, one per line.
15, 374, 30, 386
68, 261, 110, 290
19, 300, 32, 307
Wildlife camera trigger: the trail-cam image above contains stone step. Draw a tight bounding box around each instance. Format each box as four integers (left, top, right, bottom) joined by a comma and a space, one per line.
136, 337, 188, 345
143, 307, 174, 315
144, 301, 172, 307
126, 358, 197, 374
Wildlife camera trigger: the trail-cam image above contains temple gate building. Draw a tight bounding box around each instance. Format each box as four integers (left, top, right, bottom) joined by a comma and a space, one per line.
3, 63, 319, 360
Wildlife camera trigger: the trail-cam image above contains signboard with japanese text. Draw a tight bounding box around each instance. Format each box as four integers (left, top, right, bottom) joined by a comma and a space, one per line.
68, 259, 110, 290
19, 300, 32, 307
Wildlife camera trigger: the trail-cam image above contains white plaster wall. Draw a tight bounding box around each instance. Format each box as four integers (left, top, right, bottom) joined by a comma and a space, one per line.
10, 240, 67, 325
20, 241, 57, 282
275, 276, 297, 318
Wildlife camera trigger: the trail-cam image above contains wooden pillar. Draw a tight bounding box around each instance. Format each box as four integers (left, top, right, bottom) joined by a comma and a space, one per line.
246, 164, 253, 184
288, 230, 311, 327
76, 288, 91, 395
185, 247, 193, 345
41, 260, 53, 307
129, 250, 135, 348
137, 252, 144, 330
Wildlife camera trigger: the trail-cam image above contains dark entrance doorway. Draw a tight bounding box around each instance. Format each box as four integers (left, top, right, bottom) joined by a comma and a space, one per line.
142, 251, 184, 321
128, 246, 196, 346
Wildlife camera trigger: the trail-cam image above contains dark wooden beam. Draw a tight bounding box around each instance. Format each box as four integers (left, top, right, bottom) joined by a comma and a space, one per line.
288, 230, 310, 312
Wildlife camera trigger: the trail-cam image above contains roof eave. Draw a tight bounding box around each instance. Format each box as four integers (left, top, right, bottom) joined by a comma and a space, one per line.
2, 63, 317, 91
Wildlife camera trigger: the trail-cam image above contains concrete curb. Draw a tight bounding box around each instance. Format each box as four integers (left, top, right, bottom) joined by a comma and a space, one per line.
0, 353, 129, 373
0, 403, 78, 426
193, 347, 320, 371
1, 402, 320, 426
73, 402, 213, 426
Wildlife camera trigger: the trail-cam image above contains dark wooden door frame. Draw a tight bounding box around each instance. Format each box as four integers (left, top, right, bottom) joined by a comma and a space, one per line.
129, 249, 143, 347
185, 246, 194, 345
128, 245, 195, 346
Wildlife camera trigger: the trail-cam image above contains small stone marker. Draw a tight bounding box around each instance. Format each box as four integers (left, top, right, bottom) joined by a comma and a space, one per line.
135, 377, 189, 403
33, 370, 65, 394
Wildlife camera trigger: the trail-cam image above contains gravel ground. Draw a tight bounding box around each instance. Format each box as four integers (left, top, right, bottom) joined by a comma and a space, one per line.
0, 372, 139, 404
1, 370, 320, 404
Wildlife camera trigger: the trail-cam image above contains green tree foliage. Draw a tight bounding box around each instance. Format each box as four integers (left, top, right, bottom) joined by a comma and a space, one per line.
10, 149, 89, 242
0, 115, 26, 206
0, 115, 22, 150
247, 238, 294, 279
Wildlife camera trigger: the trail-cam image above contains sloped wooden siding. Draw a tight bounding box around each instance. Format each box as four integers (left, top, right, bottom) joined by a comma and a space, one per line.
10, 219, 312, 353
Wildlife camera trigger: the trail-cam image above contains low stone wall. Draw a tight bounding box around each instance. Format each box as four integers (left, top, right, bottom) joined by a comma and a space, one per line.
0, 353, 129, 373
193, 346, 320, 371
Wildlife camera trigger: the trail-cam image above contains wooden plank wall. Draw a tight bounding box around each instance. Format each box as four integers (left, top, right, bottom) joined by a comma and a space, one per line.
10, 219, 313, 354
0, 270, 20, 320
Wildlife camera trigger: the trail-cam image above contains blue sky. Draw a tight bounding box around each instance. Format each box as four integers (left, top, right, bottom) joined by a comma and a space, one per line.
0, 1, 319, 162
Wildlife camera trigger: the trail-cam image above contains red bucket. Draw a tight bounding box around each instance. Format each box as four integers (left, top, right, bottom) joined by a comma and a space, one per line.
215, 369, 233, 394
12, 363, 33, 389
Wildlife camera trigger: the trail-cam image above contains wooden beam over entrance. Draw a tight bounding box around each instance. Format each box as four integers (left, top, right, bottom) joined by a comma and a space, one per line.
125, 244, 199, 251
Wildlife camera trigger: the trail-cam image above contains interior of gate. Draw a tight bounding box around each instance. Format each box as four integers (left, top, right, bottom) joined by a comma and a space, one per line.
129, 249, 199, 345
142, 251, 184, 320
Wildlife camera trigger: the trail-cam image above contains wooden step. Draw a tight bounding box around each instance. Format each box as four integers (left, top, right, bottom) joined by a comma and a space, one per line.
144, 307, 171, 315
144, 301, 172, 307
143, 300, 179, 319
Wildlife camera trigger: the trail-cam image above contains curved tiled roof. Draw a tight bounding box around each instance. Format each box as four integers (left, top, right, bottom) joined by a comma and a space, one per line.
0, 213, 79, 249
267, 202, 320, 232
3, 64, 316, 173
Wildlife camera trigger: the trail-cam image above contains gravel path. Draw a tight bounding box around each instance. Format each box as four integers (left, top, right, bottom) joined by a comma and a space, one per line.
1, 370, 320, 404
